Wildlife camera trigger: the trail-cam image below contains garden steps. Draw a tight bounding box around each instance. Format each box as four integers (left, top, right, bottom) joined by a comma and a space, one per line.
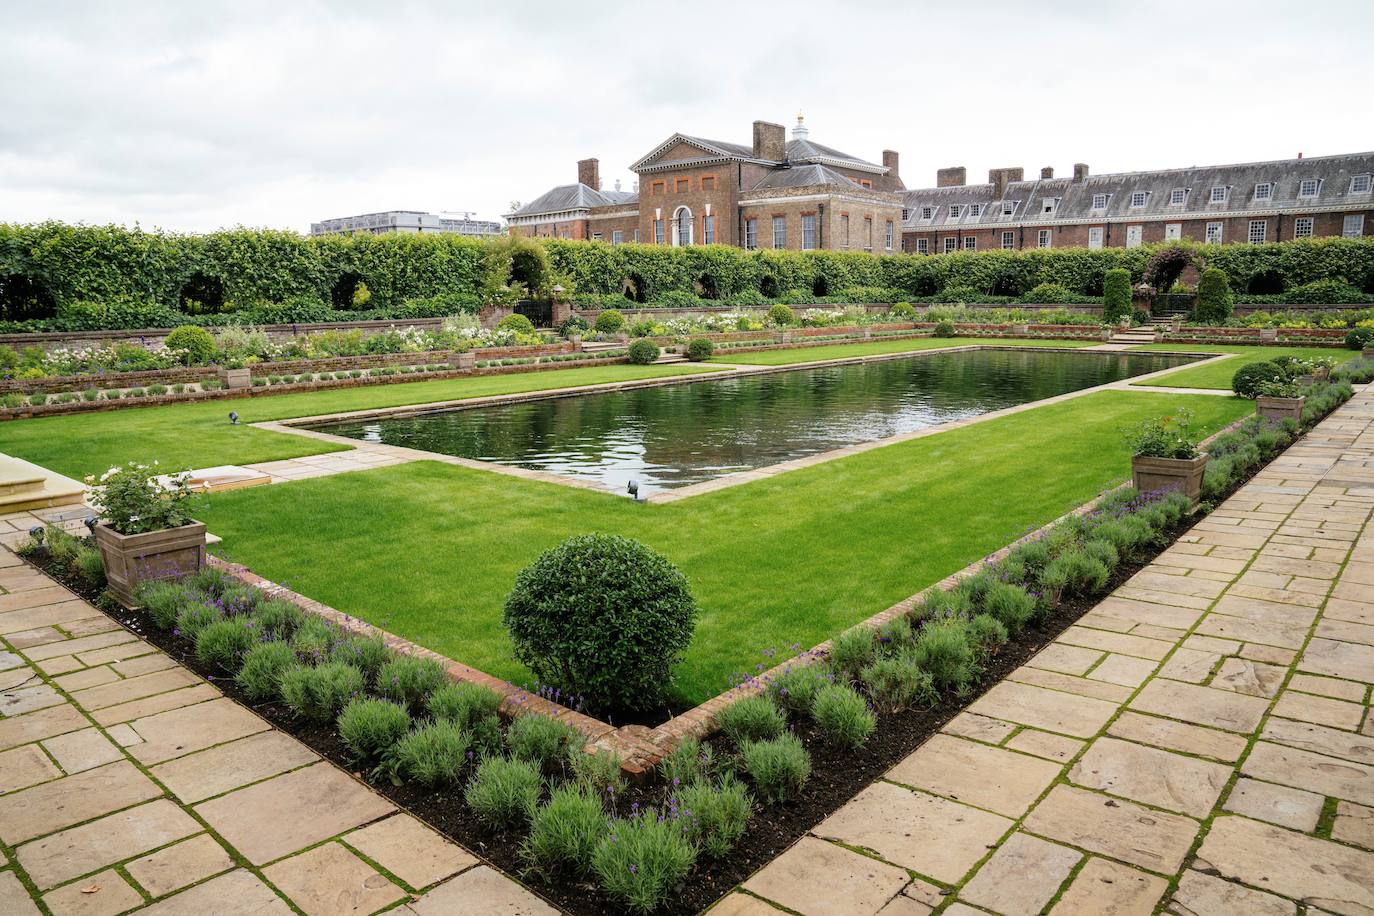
0, 547, 556, 915
738, 386, 1374, 916
1108, 328, 1158, 344
0, 456, 85, 512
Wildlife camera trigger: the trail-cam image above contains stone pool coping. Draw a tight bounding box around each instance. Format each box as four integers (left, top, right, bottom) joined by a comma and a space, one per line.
252, 344, 1233, 503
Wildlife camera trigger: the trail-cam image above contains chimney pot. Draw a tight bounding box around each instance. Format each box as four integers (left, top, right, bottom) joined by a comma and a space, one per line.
987, 167, 1024, 198
1073, 163, 1089, 183
577, 158, 600, 190
936, 166, 967, 188
1040, 166, 1054, 180
752, 120, 786, 161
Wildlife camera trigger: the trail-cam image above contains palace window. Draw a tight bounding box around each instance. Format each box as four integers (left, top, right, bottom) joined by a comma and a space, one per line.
968, 204, 983, 217
864, 217, 873, 250
901, 208, 909, 221
652, 181, 665, 195
744, 218, 758, 249
1254, 182, 1273, 201
1205, 222, 1223, 244
1345, 214, 1366, 238
675, 179, 689, 193
921, 206, 935, 219
885, 220, 894, 250
612, 230, 623, 245
916, 238, 929, 254
703, 214, 715, 245
1130, 191, 1148, 208
1293, 217, 1314, 239
1248, 219, 1267, 244
1210, 186, 1229, 203
701, 176, 715, 191
1001, 200, 1016, 216
842, 214, 850, 248
1037, 229, 1052, 248
801, 215, 817, 250
1092, 193, 1108, 210
1169, 188, 1188, 205
653, 219, 664, 245
943, 237, 957, 253
963, 237, 975, 250
672, 206, 693, 246
1351, 174, 1372, 193
633, 229, 640, 243
1001, 231, 1015, 249
949, 204, 963, 218
1042, 197, 1058, 214
772, 216, 786, 248
1299, 178, 1321, 198
1088, 226, 1103, 249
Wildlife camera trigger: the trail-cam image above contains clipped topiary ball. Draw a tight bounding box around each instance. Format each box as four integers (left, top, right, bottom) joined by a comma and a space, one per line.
496, 313, 535, 334
163, 325, 217, 364
593, 309, 625, 333
685, 338, 714, 361
766, 303, 796, 326
502, 534, 698, 712
626, 339, 659, 364
1232, 360, 1285, 398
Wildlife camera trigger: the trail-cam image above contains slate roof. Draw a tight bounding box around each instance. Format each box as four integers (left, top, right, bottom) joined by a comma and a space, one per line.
748, 164, 865, 192
786, 138, 884, 172
631, 132, 888, 174
902, 152, 1374, 231
508, 183, 637, 219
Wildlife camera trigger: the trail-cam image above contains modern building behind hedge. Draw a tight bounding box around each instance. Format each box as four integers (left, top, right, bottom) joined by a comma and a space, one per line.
900, 153, 1374, 254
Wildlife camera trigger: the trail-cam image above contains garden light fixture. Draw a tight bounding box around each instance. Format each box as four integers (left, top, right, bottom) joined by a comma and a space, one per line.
229, 411, 239, 425
627, 479, 639, 500
28, 525, 44, 543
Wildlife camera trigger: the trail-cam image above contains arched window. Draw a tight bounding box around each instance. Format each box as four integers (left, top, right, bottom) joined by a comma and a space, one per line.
672, 206, 693, 247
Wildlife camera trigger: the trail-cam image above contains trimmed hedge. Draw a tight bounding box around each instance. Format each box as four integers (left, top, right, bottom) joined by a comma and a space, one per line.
5, 223, 1374, 330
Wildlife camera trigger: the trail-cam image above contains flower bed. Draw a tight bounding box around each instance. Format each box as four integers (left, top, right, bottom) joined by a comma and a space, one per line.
1160, 326, 1347, 347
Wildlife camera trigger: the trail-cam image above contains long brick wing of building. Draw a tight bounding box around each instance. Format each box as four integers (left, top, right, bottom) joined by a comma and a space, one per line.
507, 116, 1373, 254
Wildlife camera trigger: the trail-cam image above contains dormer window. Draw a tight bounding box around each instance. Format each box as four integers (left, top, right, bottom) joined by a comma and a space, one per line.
1254, 182, 1273, 201
920, 206, 934, 220
1351, 174, 1372, 193
901, 208, 910, 221
1002, 201, 1016, 216
1169, 188, 1188, 205
1091, 193, 1108, 210
949, 204, 964, 218
1299, 178, 1322, 198
970, 204, 984, 217
1209, 186, 1229, 203
1129, 191, 1148, 208
1041, 197, 1058, 214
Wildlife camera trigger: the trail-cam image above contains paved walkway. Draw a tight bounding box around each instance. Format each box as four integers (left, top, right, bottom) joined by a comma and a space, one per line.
0, 551, 556, 914
722, 387, 1374, 916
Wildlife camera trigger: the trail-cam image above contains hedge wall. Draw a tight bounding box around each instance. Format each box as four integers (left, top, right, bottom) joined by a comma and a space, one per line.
4, 222, 1374, 330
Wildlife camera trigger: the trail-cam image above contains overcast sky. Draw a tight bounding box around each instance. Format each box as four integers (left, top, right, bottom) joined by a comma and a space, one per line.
4, 0, 1370, 234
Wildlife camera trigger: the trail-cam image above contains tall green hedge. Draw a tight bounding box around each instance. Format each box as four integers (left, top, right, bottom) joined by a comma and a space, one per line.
1102, 268, 1132, 323
3, 223, 1373, 329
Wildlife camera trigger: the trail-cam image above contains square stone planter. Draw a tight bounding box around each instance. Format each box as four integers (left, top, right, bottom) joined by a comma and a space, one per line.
1131, 454, 1208, 508
217, 367, 251, 389
93, 520, 207, 607
455, 352, 476, 370
1256, 395, 1305, 425
1364, 347, 1374, 359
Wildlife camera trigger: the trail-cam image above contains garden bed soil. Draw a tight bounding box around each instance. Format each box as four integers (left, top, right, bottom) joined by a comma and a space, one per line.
24, 503, 1209, 916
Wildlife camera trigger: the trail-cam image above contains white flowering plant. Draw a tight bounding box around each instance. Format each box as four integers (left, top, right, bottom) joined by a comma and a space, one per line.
86, 462, 199, 535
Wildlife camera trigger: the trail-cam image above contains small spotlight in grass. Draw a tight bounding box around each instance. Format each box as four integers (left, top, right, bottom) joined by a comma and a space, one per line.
28, 525, 44, 543
627, 480, 640, 501
229, 411, 239, 425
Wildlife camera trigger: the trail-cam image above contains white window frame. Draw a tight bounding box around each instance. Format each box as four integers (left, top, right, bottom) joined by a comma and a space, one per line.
1001, 201, 1017, 217
900, 208, 909, 221
916, 238, 929, 254
1041, 197, 1058, 214
671, 206, 693, 247
1209, 186, 1229, 204
1298, 178, 1321, 198
1001, 231, 1015, 250
1087, 226, 1103, 249
653, 220, 664, 245
1254, 182, 1273, 201
1248, 219, 1268, 244
943, 236, 957, 253
801, 214, 817, 251
968, 203, 983, 218
1125, 225, 1143, 248
1130, 191, 1148, 208
885, 220, 894, 251
1165, 223, 1182, 240
1293, 217, 1314, 239
611, 230, 623, 245
1091, 193, 1108, 210
949, 204, 964, 219
744, 218, 757, 250
1037, 229, 1052, 249
963, 237, 976, 250
1205, 222, 1223, 244
703, 214, 715, 245
592, 232, 602, 241
1344, 214, 1365, 238
920, 206, 934, 220
1351, 174, 1372, 194
1168, 188, 1188, 206
772, 216, 786, 249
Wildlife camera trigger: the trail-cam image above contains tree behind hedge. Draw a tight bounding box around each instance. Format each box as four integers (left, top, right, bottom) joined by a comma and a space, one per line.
1195, 268, 1234, 324
1102, 268, 1132, 323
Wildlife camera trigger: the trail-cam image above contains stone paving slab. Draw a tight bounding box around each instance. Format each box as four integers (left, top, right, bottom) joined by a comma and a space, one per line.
0, 547, 557, 914
737, 389, 1374, 916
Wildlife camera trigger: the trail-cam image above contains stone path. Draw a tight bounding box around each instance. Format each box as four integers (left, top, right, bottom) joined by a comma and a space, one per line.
723, 386, 1374, 916
0, 551, 556, 914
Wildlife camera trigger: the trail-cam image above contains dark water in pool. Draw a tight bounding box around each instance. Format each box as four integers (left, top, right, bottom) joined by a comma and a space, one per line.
306, 349, 1199, 495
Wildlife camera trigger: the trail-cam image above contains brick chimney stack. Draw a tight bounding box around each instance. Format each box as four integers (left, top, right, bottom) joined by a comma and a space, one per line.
882, 150, 900, 178
1040, 166, 1055, 180
753, 121, 786, 161
936, 166, 967, 188
1073, 163, 1090, 183
577, 158, 600, 190
988, 167, 1024, 198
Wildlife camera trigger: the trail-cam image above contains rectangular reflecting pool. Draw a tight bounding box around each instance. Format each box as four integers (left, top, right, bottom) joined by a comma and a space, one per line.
304, 348, 1202, 495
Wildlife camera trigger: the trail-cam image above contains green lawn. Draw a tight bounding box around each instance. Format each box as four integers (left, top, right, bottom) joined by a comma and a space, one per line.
0, 363, 721, 479
710, 335, 1097, 365
198, 389, 1251, 704
1128, 344, 1350, 390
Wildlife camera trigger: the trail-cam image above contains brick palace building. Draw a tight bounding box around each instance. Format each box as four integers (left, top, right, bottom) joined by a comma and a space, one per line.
509, 118, 1374, 254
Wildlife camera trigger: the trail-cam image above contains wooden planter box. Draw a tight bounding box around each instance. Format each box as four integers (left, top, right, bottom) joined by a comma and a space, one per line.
93, 520, 207, 607
1256, 395, 1305, 425
1131, 454, 1207, 508
218, 367, 251, 389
